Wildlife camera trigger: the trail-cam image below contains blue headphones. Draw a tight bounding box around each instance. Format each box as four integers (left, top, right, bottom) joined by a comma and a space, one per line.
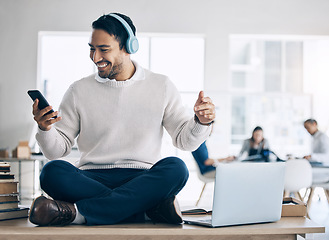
109, 13, 139, 54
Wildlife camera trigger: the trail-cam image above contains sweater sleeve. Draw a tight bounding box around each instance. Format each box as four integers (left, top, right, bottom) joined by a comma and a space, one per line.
162, 79, 211, 151
263, 139, 270, 149
36, 86, 80, 160
239, 139, 249, 157
312, 133, 329, 163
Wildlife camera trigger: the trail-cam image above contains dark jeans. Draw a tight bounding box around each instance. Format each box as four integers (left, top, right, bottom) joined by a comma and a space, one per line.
39, 157, 189, 225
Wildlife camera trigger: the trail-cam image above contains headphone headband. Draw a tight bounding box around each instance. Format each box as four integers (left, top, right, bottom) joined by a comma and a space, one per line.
109, 13, 139, 54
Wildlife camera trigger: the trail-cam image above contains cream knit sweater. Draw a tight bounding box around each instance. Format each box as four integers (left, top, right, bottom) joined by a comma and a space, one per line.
36, 62, 211, 170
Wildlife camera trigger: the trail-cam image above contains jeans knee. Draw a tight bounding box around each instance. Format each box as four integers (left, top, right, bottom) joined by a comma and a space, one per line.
162, 157, 189, 184
40, 160, 71, 187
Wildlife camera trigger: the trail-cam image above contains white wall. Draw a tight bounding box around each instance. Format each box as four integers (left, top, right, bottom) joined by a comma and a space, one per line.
1, 0, 329, 150
304, 40, 329, 134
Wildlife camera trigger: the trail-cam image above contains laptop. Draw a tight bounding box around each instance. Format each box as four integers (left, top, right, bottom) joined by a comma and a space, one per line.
183, 162, 286, 227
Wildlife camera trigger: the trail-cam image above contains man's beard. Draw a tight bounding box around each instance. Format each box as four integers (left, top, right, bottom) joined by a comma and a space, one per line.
99, 62, 123, 80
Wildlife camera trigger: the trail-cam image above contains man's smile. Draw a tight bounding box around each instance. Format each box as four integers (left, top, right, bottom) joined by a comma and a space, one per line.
97, 62, 109, 69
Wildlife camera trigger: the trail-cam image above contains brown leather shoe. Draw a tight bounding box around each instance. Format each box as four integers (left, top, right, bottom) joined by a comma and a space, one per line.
29, 196, 76, 226
146, 196, 182, 224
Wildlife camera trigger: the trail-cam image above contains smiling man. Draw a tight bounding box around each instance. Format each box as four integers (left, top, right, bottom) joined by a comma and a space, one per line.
28, 13, 215, 226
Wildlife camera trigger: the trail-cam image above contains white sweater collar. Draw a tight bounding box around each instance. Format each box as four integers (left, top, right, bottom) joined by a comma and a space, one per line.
95, 61, 145, 83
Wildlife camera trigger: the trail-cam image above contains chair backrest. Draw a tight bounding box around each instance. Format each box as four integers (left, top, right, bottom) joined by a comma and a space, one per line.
284, 159, 312, 192
193, 160, 215, 183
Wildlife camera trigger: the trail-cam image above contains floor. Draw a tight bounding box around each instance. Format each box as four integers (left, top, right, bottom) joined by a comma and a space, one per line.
304, 188, 329, 240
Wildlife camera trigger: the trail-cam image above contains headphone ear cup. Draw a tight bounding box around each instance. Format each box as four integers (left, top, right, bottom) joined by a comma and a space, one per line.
126, 36, 139, 54
109, 13, 139, 54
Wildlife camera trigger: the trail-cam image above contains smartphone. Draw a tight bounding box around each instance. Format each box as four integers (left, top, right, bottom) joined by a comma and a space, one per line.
27, 90, 57, 118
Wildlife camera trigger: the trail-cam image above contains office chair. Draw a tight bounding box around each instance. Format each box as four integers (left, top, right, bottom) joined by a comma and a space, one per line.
284, 159, 312, 202
307, 183, 329, 208
306, 167, 329, 215
194, 161, 215, 206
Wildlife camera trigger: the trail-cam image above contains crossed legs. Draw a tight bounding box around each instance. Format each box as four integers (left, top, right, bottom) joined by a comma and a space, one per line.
34, 157, 189, 225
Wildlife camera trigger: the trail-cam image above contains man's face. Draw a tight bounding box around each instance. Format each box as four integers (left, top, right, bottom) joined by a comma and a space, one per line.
89, 29, 127, 79
304, 122, 318, 135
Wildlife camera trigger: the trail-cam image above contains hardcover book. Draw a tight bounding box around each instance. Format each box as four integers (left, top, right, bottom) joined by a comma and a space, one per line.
181, 208, 212, 215
0, 162, 11, 174
0, 194, 19, 203
0, 182, 18, 195
0, 207, 29, 221
0, 201, 19, 210
0, 173, 15, 180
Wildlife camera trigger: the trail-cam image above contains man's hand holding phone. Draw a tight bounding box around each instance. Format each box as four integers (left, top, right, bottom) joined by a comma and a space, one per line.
28, 90, 61, 131
32, 99, 61, 131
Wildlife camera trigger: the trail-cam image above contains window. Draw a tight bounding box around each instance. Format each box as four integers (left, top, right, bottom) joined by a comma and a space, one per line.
229, 35, 311, 155
230, 38, 303, 93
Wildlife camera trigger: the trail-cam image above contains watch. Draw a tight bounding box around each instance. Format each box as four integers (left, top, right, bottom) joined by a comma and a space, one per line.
194, 115, 214, 126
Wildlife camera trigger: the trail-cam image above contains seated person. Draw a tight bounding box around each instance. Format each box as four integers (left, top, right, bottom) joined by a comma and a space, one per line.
27, 13, 216, 227
303, 119, 329, 164
192, 141, 235, 178
238, 126, 270, 161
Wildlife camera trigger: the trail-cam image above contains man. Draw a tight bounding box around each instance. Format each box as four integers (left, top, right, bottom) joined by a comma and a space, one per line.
28, 13, 215, 226
303, 119, 329, 164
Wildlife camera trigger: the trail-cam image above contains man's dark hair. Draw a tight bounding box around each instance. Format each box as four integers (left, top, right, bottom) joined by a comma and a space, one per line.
304, 118, 317, 125
92, 13, 136, 52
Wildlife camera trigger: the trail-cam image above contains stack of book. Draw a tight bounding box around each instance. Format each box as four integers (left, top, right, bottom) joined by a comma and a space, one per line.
0, 162, 29, 221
